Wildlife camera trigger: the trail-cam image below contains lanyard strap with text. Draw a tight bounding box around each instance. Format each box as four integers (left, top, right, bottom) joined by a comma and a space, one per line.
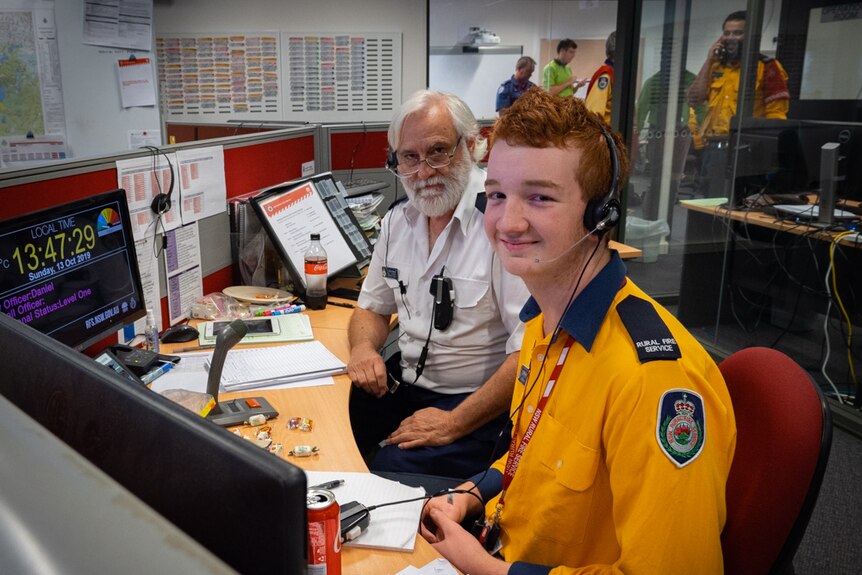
499, 334, 575, 506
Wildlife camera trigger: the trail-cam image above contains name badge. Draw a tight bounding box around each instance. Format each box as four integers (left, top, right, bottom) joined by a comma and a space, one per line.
383, 266, 399, 280
517, 364, 530, 386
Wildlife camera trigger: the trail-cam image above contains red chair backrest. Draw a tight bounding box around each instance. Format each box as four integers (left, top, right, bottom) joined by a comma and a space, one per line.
719, 347, 831, 574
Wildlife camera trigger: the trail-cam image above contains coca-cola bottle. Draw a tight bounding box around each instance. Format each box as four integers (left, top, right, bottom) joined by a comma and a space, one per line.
304, 233, 328, 310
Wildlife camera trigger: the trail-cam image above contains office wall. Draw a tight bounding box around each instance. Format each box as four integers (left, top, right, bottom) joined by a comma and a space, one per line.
153, 0, 427, 102
40, 0, 426, 163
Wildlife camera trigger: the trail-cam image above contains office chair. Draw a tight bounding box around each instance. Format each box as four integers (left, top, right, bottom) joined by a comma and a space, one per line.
718, 347, 833, 575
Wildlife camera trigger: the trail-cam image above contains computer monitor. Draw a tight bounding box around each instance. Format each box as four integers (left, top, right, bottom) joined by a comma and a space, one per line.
0, 189, 146, 350
729, 119, 862, 205
795, 120, 862, 204
0, 312, 308, 574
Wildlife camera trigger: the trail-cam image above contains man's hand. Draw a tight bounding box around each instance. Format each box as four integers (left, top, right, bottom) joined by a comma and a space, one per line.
419, 492, 467, 543
384, 407, 459, 449
426, 508, 510, 575
347, 343, 389, 397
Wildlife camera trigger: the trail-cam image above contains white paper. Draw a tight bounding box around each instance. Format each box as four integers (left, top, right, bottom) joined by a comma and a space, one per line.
396, 559, 459, 575
117, 237, 162, 343
174, 146, 227, 224
128, 129, 161, 149
305, 471, 426, 552
84, 0, 153, 52
116, 153, 182, 240
0, 134, 67, 166
163, 223, 203, 325
117, 57, 156, 108
150, 351, 335, 394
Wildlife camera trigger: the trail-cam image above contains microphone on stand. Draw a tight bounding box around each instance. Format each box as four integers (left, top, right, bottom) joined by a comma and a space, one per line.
206, 319, 278, 427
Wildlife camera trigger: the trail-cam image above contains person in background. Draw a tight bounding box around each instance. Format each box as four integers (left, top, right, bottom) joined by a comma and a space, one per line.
634, 68, 705, 218
584, 31, 616, 124
496, 56, 537, 113
419, 88, 736, 574
542, 39, 587, 98
347, 90, 530, 479
688, 10, 790, 197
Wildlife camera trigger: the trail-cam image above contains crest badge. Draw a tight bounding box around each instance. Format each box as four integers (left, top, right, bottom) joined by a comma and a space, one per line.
656, 389, 706, 468
597, 76, 609, 90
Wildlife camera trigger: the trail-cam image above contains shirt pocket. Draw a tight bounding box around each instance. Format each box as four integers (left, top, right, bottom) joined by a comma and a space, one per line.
528, 413, 601, 545
451, 276, 490, 314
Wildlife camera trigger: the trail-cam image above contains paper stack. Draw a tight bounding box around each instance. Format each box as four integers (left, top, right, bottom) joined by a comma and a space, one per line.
346, 193, 385, 230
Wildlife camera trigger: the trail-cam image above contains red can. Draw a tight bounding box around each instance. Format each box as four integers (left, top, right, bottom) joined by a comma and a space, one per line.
307, 488, 341, 575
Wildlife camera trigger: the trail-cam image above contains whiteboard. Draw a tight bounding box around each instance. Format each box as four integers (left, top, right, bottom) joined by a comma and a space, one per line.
429, 49, 522, 120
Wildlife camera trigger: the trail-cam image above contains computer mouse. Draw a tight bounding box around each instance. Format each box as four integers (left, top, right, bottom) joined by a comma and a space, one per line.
160, 324, 200, 343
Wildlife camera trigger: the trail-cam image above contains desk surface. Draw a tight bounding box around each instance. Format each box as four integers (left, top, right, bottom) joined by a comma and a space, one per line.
680, 200, 861, 249
611, 240, 642, 259
161, 304, 441, 575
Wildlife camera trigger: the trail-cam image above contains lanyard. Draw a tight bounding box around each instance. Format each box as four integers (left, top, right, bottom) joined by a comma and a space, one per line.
498, 334, 575, 507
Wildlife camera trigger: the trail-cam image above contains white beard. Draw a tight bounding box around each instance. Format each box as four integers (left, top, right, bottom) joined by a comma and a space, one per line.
403, 148, 472, 217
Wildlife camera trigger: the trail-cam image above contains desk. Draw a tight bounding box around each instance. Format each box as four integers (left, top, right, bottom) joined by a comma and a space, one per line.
678, 201, 862, 328
161, 302, 442, 575
611, 240, 642, 259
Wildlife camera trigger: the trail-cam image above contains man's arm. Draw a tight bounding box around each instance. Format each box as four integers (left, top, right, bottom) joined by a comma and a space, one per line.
688, 37, 722, 106
384, 352, 518, 449
347, 307, 393, 398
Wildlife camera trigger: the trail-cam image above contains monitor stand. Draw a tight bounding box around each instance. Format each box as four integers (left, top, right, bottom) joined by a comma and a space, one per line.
202, 319, 279, 427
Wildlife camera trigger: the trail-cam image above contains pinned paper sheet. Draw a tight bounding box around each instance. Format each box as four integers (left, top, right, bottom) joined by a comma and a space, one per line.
305, 471, 426, 552
117, 57, 156, 108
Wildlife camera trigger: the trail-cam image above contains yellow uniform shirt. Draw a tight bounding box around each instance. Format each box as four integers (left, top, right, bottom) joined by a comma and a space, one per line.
699, 57, 790, 140
486, 253, 736, 574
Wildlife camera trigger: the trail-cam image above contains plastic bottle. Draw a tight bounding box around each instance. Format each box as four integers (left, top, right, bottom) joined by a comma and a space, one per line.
144, 309, 160, 352
304, 233, 328, 310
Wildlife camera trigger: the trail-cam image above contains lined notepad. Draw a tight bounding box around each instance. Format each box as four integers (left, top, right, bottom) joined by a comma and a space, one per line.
214, 341, 346, 391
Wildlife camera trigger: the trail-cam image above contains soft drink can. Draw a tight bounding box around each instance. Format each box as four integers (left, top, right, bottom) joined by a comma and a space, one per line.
307, 488, 341, 574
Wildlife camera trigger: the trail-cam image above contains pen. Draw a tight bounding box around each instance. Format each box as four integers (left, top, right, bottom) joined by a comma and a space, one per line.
309, 479, 344, 490
176, 344, 215, 352
327, 301, 355, 309
141, 361, 175, 385
270, 304, 306, 316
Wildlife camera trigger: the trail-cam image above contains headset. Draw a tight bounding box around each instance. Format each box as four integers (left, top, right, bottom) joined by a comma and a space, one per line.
385, 147, 398, 172
144, 145, 175, 215
583, 128, 622, 233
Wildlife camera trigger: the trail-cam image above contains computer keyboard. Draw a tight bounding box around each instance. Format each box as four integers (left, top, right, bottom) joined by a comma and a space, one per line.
339, 178, 388, 197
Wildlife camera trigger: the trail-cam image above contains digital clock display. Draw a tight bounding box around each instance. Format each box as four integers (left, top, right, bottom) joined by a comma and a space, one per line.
0, 189, 146, 350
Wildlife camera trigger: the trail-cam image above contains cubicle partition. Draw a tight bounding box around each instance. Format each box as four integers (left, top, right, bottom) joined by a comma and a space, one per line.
0, 127, 317, 351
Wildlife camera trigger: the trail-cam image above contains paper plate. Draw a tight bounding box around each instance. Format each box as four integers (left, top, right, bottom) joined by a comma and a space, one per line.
223, 286, 293, 304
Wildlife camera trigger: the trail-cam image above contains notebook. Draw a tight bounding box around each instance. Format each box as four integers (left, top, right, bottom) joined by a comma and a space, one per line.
214, 340, 346, 391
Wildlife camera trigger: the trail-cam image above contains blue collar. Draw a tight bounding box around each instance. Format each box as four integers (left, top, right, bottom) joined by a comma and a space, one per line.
519, 251, 626, 352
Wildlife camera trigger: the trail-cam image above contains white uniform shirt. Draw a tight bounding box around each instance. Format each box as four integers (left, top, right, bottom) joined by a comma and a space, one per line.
358, 164, 529, 394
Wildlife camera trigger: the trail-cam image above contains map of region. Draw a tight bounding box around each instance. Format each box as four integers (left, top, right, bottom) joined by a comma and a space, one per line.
0, 11, 45, 137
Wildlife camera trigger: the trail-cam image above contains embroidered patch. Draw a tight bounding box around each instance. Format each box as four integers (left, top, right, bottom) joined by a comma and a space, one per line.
656, 389, 706, 468
517, 364, 530, 386
497, 85, 505, 94
597, 76, 609, 90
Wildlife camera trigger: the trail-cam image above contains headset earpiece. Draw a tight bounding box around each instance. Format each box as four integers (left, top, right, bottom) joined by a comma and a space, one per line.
386, 147, 398, 171
151, 193, 171, 215
583, 129, 621, 233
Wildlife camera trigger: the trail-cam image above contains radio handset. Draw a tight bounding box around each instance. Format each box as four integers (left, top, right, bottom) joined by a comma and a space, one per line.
429, 274, 454, 331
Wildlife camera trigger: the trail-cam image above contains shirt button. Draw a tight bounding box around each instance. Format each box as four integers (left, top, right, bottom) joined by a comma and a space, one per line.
527, 405, 534, 413
556, 460, 563, 468
537, 353, 545, 361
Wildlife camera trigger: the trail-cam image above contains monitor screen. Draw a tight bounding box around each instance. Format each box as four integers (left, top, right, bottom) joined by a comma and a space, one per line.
0, 189, 146, 350
0, 312, 308, 573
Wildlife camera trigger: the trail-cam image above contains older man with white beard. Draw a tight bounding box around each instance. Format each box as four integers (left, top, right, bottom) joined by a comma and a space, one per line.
347, 90, 529, 480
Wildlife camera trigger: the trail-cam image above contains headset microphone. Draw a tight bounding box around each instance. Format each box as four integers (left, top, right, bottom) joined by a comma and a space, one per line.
532, 213, 613, 264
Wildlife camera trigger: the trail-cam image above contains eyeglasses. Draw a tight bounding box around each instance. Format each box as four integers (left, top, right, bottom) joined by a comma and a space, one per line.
391, 136, 462, 178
